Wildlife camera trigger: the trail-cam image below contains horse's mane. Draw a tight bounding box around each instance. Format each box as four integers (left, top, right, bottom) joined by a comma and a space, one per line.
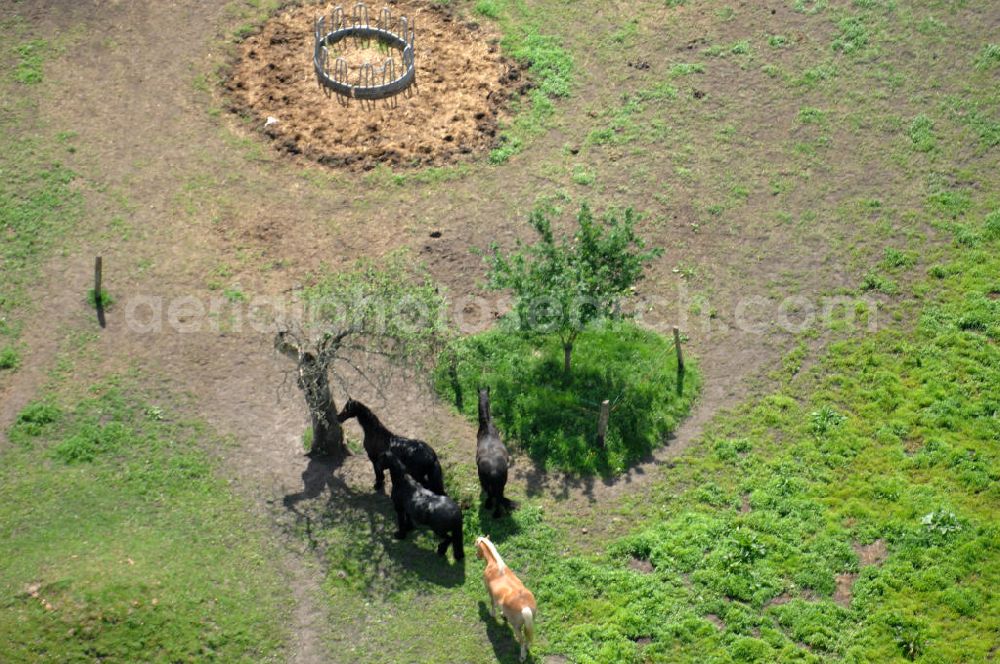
477, 536, 506, 572
477, 390, 500, 437
350, 400, 385, 430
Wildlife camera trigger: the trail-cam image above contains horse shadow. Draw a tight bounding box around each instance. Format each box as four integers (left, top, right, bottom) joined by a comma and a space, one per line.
475, 500, 523, 545
282, 453, 466, 592
477, 601, 535, 664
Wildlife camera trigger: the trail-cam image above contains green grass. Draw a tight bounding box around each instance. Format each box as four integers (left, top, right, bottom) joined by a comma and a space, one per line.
434, 321, 699, 475
310, 223, 998, 662
908, 114, 936, 152
974, 43, 1000, 71
87, 288, 115, 309
0, 345, 21, 370
0, 35, 83, 354
478, 0, 573, 163
0, 381, 290, 662
12, 39, 47, 84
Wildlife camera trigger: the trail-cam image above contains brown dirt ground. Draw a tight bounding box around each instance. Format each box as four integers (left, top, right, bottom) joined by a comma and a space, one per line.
225, 1, 520, 169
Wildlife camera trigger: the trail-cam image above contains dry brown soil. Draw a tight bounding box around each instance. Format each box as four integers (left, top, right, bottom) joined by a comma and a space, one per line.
226, 1, 519, 169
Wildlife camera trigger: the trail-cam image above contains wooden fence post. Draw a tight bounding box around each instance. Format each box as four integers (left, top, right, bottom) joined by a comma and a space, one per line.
597, 399, 610, 448
673, 326, 684, 373
94, 256, 106, 328
94, 256, 102, 301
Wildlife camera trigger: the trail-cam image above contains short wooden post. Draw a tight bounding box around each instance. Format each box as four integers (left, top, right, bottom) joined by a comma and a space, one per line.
94, 256, 102, 301
673, 326, 684, 373
597, 399, 610, 448
94, 256, 106, 328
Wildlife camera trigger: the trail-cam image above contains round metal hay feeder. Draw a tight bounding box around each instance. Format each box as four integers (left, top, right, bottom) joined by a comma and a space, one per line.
313, 3, 416, 101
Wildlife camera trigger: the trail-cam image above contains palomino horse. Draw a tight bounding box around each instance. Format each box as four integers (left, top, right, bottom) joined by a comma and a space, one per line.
476, 387, 512, 518
475, 535, 536, 662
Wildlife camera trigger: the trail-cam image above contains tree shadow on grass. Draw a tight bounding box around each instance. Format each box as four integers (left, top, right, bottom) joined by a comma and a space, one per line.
478, 600, 536, 664
282, 453, 465, 593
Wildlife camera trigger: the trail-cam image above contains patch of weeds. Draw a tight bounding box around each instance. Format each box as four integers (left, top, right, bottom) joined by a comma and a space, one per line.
795, 62, 837, 87
860, 271, 898, 295
798, 107, 829, 125
13, 39, 47, 84
810, 405, 846, 437
768, 34, 789, 48
233, 23, 257, 41
908, 114, 936, 152
474, 0, 501, 19
730, 40, 751, 55
926, 189, 971, 219
609, 19, 639, 45
832, 15, 870, 54
87, 288, 114, 309
223, 287, 247, 303
880, 247, 917, 270
916, 16, 946, 35
571, 165, 595, 186
945, 98, 1000, 149
0, 346, 20, 371
886, 614, 927, 660
974, 43, 1000, 70
794, 0, 828, 14
716, 6, 736, 21
669, 62, 704, 76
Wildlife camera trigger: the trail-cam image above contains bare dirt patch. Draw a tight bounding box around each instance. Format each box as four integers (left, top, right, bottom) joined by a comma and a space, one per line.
225, 1, 520, 169
854, 539, 888, 567
628, 557, 654, 574
834, 572, 858, 608
705, 614, 726, 630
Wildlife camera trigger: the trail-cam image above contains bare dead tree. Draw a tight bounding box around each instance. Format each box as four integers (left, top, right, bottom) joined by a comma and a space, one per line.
275, 327, 353, 458
274, 254, 451, 459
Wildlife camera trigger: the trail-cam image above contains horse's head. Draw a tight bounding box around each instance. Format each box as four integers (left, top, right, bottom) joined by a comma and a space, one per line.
337, 398, 363, 422
474, 536, 489, 560
379, 450, 404, 477
477, 387, 492, 424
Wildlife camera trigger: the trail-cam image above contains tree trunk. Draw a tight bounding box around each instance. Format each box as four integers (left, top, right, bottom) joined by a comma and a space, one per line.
298, 353, 346, 458
563, 343, 573, 375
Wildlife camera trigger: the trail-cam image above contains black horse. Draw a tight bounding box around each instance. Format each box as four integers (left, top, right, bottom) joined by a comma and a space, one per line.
381, 451, 465, 560
476, 387, 512, 518
338, 399, 446, 495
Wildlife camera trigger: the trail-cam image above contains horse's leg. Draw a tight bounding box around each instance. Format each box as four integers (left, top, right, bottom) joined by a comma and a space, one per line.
372, 457, 386, 492
436, 536, 449, 556
485, 584, 498, 618
492, 487, 504, 519
393, 506, 407, 539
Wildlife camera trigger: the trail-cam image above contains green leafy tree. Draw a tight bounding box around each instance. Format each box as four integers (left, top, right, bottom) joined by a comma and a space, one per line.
275, 253, 450, 458
483, 203, 661, 374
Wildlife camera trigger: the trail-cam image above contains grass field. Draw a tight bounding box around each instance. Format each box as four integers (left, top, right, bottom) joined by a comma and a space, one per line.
1, 379, 291, 662
1, 0, 998, 662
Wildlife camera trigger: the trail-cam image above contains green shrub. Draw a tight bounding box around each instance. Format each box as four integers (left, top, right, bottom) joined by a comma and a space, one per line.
0, 345, 20, 370
434, 321, 698, 474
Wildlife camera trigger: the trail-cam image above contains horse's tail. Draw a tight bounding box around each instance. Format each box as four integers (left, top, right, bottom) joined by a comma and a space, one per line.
452, 519, 465, 560
428, 458, 446, 495
521, 606, 535, 647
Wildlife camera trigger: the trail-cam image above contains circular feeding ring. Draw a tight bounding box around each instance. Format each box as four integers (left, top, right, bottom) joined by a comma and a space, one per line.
313, 3, 416, 101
